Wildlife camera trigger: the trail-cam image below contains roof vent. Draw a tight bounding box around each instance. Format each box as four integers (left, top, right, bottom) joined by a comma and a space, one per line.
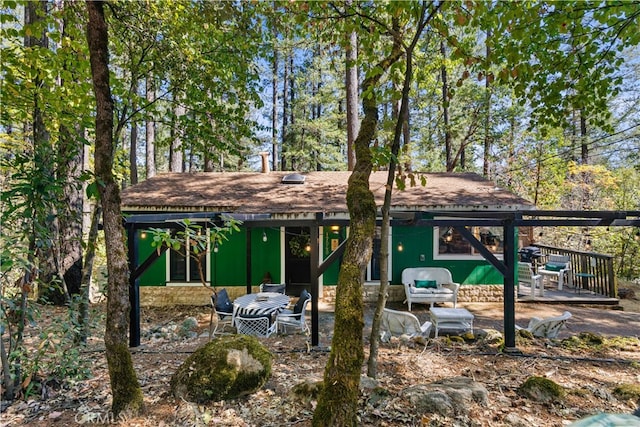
281, 173, 306, 184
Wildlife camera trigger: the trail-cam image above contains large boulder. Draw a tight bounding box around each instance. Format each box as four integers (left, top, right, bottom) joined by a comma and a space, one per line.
170, 335, 272, 403
400, 376, 489, 417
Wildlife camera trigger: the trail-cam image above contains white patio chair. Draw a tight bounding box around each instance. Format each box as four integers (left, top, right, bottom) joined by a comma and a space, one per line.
518, 261, 543, 298
516, 311, 572, 338
380, 308, 432, 342
235, 314, 277, 338
277, 291, 311, 334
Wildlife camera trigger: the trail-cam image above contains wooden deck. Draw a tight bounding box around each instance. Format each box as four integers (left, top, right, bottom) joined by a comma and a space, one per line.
517, 283, 620, 306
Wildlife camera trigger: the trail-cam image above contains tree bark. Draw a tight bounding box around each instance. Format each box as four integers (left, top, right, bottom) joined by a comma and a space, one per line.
57, 3, 85, 299
345, 8, 359, 171
313, 26, 403, 426
483, 30, 492, 178
441, 40, 452, 172
25, 0, 62, 304
580, 111, 588, 164
86, 1, 144, 416
170, 94, 184, 172
145, 76, 156, 178
367, 2, 435, 379
76, 203, 101, 344
281, 42, 289, 171
271, 38, 279, 171
130, 80, 138, 184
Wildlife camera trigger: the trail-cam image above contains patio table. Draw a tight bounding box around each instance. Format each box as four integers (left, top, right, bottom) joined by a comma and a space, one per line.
429, 307, 474, 337
232, 292, 290, 324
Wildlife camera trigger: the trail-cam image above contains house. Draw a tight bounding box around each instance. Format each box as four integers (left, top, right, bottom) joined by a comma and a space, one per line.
120, 171, 535, 307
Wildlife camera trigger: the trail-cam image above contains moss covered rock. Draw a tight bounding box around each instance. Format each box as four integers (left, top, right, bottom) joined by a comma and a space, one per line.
613, 383, 640, 403
170, 335, 272, 403
518, 376, 564, 403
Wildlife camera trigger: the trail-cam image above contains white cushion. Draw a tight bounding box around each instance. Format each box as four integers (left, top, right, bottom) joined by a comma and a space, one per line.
410, 287, 453, 295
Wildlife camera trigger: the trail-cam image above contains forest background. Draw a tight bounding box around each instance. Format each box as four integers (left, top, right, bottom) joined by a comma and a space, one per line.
1, 0, 639, 421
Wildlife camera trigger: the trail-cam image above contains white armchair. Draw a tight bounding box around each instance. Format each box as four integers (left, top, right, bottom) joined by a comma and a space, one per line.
518, 262, 543, 298
401, 267, 460, 311
277, 291, 311, 334
516, 311, 572, 338
380, 308, 432, 342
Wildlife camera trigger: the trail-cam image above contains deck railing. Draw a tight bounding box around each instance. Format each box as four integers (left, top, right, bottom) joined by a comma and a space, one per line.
533, 244, 617, 298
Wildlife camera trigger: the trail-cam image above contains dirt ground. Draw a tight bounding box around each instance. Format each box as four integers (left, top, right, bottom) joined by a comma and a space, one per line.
2, 281, 640, 427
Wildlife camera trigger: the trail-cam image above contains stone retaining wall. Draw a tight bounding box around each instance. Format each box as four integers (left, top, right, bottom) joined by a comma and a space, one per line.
140, 284, 505, 306
140, 286, 257, 307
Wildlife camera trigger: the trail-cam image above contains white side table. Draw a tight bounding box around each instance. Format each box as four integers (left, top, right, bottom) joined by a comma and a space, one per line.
429, 307, 475, 337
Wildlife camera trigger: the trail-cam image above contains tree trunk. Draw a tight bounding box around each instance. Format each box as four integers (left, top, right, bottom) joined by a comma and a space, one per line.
345, 11, 358, 171
281, 42, 289, 171
313, 27, 403, 426
170, 95, 184, 172
57, 4, 85, 298
580, 111, 588, 164
441, 41, 452, 172
271, 38, 279, 171
367, 2, 434, 378
483, 30, 492, 178
288, 54, 296, 169
145, 76, 156, 178
57, 122, 84, 298
76, 203, 101, 344
25, 0, 62, 305
86, 1, 144, 416
130, 80, 138, 184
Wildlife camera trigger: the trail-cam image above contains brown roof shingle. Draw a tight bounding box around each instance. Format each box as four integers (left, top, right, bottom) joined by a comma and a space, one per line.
120, 171, 534, 215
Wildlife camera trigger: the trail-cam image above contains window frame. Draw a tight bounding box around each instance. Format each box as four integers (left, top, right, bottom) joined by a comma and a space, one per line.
166, 234, 211, 286
433, 224, 504, 261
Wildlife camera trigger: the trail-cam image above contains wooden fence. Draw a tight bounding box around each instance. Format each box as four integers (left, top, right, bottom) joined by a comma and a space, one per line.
533, 244, 617, 298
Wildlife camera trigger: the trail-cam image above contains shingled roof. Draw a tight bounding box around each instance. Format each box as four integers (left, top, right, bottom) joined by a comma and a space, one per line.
120, 171, 534, 215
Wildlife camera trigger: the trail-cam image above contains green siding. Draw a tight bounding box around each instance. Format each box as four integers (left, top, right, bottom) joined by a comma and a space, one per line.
249, 227, 281, 286
211, 229, 247, 286
137, 223, 518, 288
321, 226, 345, 285
138, 227, 281, 288
391, 225, 507, 285
138, 231, 166, 286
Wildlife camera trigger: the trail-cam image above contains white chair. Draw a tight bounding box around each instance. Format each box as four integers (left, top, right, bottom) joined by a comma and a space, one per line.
209, 289, 235, 339
516, 311, 572, 338
277, 291, 311, 334
380, 308, 432, 342
518, 262, 543, 298
401, 267, 460, 311
234, 315, 277, 338
538, 255, 572, 290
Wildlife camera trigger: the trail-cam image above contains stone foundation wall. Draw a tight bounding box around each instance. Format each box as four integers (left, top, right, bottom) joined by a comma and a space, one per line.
140, 284, 504, 307
457, 285, 504, 302
140, 286, 257, 307
321, 284, 504, 304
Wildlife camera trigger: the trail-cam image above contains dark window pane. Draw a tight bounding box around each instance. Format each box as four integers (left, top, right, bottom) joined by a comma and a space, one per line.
170, 250, 186, 281
190, 254, 202, 282
370, 236, 381, 280
438, 227, 471, 254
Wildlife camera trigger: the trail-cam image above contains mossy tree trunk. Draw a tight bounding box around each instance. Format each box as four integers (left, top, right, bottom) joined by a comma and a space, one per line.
367, 2, 438, 379
312, 25, 403, 426
86, 1, 144, 416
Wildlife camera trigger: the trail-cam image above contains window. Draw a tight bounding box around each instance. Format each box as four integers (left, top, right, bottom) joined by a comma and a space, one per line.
435, 226, 503, 259
167, 237, 209, 284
